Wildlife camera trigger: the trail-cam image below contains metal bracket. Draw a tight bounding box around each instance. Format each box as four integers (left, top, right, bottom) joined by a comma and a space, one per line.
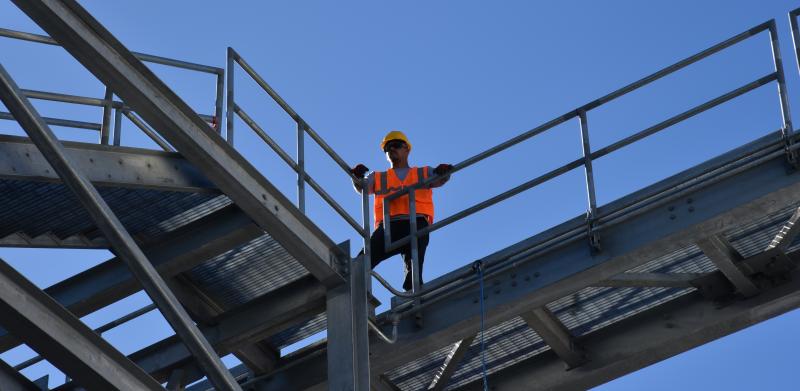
586, 211, 601, 255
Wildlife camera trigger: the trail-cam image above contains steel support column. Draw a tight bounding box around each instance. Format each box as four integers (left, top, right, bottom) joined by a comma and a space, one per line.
0, 257, 162, 390
0, 63, 240, 391
327, 254, 371, 390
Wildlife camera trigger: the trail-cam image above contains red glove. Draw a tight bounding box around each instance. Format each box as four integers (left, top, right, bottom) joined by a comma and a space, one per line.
433, 163, 453, 175
351, 164, 369, 178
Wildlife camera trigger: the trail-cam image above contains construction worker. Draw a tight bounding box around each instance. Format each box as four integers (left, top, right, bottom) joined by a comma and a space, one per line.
351, 130, 453, 291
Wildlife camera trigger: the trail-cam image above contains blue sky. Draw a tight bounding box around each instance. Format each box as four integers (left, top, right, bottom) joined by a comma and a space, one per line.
1, 0, 800, 389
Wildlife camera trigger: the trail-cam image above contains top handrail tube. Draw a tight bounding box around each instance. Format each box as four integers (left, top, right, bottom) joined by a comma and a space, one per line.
789, 8, 800, 77
385, 19, 775, 205
0, 28, 223, 74
227, 47, 353, 175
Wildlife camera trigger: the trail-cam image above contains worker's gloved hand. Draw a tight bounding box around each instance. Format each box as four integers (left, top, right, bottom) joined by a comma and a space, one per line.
433, 163, 453, 175
351, 164, 369, 178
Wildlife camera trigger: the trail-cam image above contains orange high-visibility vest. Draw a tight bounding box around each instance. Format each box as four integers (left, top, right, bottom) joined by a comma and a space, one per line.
373, 167, 434, 228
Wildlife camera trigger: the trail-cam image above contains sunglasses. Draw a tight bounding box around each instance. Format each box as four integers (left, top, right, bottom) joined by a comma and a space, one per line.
383, 141, 407, 152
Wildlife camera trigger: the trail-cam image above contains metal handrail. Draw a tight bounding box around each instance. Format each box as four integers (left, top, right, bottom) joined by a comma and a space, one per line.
226, 48, 367, 239
384, 138, 800, 319
234, 104, 363, 233
226, 48, 352, 175
0, 27, 225, 140
372, 18, 793, 304
383, 72, 780, 253
790, 8, 800, 76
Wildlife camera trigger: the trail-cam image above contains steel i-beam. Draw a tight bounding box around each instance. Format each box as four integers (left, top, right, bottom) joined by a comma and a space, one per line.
0, 64, 241, 391
11, 0, 344, 288
0, 257, 162, 390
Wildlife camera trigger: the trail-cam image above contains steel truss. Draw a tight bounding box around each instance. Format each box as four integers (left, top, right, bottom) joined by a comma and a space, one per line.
1, 3, 800, 391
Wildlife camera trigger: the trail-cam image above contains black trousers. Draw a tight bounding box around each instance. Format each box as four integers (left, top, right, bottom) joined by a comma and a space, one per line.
360, 218, 430, 291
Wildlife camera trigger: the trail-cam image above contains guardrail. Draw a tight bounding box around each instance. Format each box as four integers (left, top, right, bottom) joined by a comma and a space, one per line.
226, 16, 798, 309
5, 13, 798, 317
225, 48, 373, 271
377, 18, 796, 305
0, 28, 222, 149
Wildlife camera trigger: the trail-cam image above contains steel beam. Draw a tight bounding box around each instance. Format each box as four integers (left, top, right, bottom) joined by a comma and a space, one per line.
0, 204, 261, 354
0, 232, 104, 249
0, 359, 41, 391
12, 0, 344, 287
454, 255, 800, 390
697, 235, 760, 297
0, 257, 162, 390
326, 255, 370, 390
0, 134, 216, 192
766, 206, 800, 250
244, 130, 800, 390
596, 272, 704, 288
166, 368, 186, 391
55, 275, 327, 389
365, 132, 800, 375
0, 63, 240, 390
521, 308, 586, 369
428, 336, 475, 391
166, 274, 281, 375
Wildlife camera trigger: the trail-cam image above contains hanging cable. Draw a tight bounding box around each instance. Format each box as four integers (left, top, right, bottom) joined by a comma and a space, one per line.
473, 261, 489, 391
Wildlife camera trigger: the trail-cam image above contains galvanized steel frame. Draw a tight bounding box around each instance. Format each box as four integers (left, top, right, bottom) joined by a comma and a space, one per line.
0, 27, 224, 145
379, 18, 793, 306
2, 5, 800, 391
0, 60, 241, 390
0, 256, 163, 390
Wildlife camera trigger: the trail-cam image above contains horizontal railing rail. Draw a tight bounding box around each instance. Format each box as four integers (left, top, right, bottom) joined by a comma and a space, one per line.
226, 48, 367, 239
0, 28, 224, 144
376, 18, 794, 302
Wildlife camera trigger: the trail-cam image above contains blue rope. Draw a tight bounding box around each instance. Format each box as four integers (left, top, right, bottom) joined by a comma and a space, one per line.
474, 261, 489, 391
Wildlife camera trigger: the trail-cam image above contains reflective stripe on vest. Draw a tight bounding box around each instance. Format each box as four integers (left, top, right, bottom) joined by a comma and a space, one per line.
373, 167, 434, 228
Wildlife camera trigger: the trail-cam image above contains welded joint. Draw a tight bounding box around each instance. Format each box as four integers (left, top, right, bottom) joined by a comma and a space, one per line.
696, 235, 760, 298
521, 307, 587, 370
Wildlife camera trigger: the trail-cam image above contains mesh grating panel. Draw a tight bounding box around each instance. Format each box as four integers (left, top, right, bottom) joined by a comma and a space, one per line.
269, 312, 328, 349
0, 179, 225, 243
186, 234, 309, 309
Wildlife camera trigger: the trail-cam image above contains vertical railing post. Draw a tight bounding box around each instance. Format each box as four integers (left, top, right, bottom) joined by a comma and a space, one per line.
112, 107, 122, 146
99, 87, 113, 145
214, 70, 225, 135
297, 121, 306, 213
790, 11, 800, 76
578, 110, 601, 254
383, 197, 392, 253
226, 47, 235, 145
362, 178, 374, 298
408, 189, 424, 326
768, 20, 796, 166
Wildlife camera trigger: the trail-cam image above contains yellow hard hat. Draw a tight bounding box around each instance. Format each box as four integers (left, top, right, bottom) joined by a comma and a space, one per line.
380, 130, 412, 152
